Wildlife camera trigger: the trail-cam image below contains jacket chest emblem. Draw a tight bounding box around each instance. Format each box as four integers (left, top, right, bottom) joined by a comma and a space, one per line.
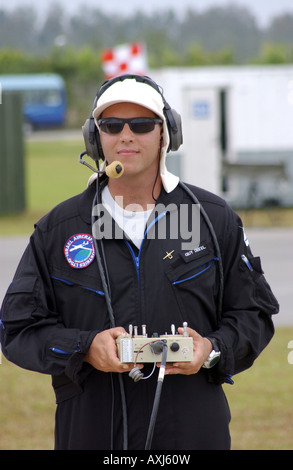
64, 233, 95, 269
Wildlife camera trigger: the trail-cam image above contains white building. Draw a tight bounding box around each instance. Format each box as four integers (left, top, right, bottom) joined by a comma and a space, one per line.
151, 65, 293, 207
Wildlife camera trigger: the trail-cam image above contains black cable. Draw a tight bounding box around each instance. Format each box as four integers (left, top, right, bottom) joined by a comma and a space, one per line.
110, 372, 115, 450
178, 181, 224, 325
91, 175, 128, 450
144, 341, 168, 450
151, 156, 161, 202
91, 187, 114, 326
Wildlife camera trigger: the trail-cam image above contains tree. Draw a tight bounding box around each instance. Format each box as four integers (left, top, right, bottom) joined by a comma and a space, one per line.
180, 5, 261, 63
265, 14, 293, 45
0, 7, 37, 51
252, 43, 293, 65
37, 2, 66, 53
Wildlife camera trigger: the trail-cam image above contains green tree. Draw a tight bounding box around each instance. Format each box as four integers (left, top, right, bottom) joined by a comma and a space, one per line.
265, 14, 293, 45
37, 2, 65, 52
252, 43, 293, 64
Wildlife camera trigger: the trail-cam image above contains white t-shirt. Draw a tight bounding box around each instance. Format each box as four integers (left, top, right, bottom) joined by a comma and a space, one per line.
102, 186, 154, 249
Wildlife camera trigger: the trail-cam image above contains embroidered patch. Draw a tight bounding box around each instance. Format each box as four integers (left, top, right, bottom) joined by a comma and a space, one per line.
64, 233, 95, 269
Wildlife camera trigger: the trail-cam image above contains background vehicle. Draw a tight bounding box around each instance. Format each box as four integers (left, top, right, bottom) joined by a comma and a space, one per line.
0, 73, 67, 130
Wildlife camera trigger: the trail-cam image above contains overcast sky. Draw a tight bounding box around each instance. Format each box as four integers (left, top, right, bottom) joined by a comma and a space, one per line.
3, 0, 293, 27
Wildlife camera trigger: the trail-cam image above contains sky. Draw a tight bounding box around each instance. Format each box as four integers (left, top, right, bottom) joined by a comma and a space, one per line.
3, 0, 293, 27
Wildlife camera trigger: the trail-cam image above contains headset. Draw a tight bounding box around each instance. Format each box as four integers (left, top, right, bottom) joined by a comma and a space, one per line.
81, 73, 183, 166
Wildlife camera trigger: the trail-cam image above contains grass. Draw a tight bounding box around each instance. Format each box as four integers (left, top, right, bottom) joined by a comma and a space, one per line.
0, 138, 293, 236
25, 140, 87, 211
0, 138, 91, 236
0, 328, 292, 450
224, 327, 293, 450
0, 357, 55, 450
236, 206, 293, 229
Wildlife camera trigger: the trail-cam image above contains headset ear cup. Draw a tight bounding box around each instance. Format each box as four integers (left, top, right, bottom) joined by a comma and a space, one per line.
164, 107, 183, 152
82, 117, 104, 162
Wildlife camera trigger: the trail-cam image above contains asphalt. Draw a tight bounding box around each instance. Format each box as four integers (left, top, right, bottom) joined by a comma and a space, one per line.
0, 227, 292, 327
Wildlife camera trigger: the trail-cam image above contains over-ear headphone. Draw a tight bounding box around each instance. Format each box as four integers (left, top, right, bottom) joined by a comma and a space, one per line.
82, 74, 183, 164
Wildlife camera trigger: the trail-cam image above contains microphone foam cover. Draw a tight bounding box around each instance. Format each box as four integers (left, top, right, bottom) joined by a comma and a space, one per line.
105, 161, 124, 179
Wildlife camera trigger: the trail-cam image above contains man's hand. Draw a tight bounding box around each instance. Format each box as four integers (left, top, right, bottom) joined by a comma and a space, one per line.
84, 327, 136, 373
162, 327, 213, 376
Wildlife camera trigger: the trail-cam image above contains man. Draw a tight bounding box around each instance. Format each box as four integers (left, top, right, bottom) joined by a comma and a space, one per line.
0, 74, 279, 450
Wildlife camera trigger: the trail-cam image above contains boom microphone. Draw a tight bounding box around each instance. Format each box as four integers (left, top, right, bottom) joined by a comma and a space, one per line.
79, 151, 124, 179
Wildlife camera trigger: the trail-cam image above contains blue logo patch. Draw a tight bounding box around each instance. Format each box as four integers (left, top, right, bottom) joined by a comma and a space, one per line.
64, 233, 95, 269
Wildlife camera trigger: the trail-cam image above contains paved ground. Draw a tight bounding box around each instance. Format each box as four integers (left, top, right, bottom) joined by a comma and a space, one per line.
0, 227, 292, 327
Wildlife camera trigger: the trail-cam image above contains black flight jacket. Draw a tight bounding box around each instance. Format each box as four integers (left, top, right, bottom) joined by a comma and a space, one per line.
0, 182, 279, 401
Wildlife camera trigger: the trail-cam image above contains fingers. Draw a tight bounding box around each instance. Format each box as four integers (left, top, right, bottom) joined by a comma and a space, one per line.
159, 327, 210, 376
110, 326, 127, 339
85, 327, 128, 373
163, 361, 201, 376
88, 326, 208, 376
109, 328, 136, 372
177, 326, 201, 341
86, 327, 143, 374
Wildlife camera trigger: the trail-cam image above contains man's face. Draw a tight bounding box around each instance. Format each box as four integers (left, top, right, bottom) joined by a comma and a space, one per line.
99, 102, 162, 181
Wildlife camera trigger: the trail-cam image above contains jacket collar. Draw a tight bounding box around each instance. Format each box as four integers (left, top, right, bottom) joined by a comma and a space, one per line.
78, 182, 97, 225
78, 178, 185, 226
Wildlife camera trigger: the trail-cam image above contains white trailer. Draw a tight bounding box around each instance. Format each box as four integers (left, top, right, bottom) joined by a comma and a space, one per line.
151, 66, 293, 207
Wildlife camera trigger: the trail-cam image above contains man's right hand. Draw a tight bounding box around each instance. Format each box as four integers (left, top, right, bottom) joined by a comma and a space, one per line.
84, 327, 136, 373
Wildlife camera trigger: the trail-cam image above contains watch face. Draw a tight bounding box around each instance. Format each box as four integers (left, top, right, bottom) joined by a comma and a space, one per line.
202, 349, 221, 369
209, 352, 221, 367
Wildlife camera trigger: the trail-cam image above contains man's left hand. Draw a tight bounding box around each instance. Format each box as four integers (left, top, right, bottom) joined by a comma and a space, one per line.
161, 327, 213, 375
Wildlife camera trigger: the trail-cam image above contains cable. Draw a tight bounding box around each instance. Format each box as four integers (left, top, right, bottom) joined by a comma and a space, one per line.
129, 340, 161, 382
144, 341, 168, 450
151, 156, 160, 202
91, 177, 114, 325
178, 181, 224, 325
91, 175, 128, 450
110, 373, 115, 450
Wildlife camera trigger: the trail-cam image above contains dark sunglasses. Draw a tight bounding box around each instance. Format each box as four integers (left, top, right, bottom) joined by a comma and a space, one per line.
97, 117, 163, 134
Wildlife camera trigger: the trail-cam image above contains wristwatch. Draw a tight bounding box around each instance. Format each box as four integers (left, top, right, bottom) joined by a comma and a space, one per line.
202, 337, 221, 369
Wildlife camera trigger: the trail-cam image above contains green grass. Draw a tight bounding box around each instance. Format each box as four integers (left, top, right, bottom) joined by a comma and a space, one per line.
0, 328, 292, 450
0, 139, 92, 236
25, 140, 87, 210
0, 357, 55, 450
224, 327, 293, 450
1, 138, 293, 236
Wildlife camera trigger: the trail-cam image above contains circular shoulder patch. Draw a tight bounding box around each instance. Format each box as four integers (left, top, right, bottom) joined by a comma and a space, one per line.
64, 233, 95, 269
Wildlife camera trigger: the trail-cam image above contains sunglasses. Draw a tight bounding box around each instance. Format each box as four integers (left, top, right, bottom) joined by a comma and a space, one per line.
97, 117, 163, 135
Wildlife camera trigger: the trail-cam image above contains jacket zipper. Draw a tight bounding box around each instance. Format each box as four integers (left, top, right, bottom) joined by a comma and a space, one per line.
125, 211, 167, 326
125, 211, 167, 284
125, 241, 141, 283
